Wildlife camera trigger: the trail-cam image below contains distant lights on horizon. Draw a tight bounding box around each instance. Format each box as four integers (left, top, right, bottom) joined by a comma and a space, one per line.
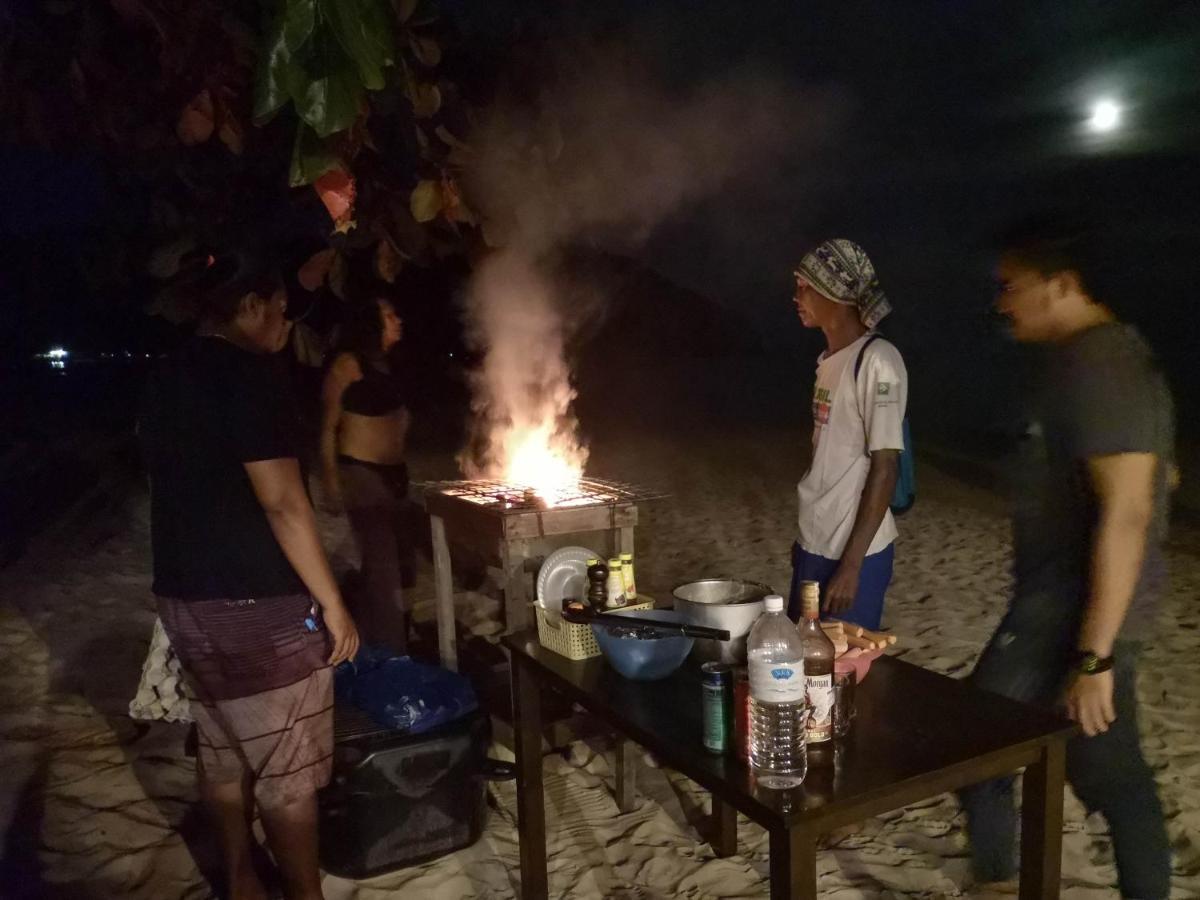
33, 347, 153, 363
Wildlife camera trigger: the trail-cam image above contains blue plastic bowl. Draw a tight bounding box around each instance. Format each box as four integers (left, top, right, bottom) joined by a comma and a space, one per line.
591, 609, 695, 681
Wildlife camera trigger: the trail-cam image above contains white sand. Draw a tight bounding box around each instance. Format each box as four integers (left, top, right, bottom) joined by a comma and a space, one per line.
1, 424, 1197, 898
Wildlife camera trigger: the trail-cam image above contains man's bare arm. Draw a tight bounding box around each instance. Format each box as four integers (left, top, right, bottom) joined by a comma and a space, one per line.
1079, 452, 1157, 657
825, 450, 898, 613
245, 457, 359, 665
1067, 451, 1156, 737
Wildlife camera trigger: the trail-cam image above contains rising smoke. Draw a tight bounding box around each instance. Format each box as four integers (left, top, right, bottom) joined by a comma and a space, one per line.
457, 48, 842, 482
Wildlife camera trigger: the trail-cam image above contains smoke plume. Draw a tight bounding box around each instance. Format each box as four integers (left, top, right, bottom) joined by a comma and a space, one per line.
457, 48, 842, 482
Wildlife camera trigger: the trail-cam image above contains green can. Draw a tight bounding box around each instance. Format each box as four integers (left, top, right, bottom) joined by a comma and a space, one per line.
701, 662, 733, 754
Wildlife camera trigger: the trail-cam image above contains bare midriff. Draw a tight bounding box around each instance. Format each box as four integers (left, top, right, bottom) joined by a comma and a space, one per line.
337, 408, 410, 465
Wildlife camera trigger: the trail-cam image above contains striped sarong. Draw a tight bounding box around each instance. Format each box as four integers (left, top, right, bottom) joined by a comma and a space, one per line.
157, 593, 334, 809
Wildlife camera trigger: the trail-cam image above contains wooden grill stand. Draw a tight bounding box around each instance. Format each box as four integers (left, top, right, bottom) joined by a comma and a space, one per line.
425, 489, 638, 672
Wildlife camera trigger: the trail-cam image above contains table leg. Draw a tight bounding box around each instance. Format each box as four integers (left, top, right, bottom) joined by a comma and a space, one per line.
512, 653, 548, 900
1019, 739, 1066, 900
769, 825, 817, 900
430, 515, 457, 672
501, 541, 531, 634
615, 739, 636, 813
711, 797, 737, 858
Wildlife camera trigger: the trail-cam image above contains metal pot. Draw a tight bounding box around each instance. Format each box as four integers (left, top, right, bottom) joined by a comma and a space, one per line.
671, 579, 773, 664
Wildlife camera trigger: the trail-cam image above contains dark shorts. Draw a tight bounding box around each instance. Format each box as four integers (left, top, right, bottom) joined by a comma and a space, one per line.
157, 593, 333, 808
337, 455, 409, 503
787, 542, 895, 630
337, 456, 413, 650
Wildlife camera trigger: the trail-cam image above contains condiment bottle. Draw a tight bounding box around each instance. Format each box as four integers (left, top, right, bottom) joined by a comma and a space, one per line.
585, 558, 607, 609
619, 552, 637, 600
604, 557, 626, 609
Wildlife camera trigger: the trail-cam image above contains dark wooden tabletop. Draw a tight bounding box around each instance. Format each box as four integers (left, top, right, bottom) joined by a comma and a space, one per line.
503, 632, 1076, 831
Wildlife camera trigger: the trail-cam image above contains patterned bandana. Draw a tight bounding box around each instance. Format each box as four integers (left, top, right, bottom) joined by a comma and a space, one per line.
794, 239, 891, 329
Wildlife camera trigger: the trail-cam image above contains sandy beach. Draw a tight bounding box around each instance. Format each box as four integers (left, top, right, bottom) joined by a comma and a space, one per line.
1, 423, 1197, 899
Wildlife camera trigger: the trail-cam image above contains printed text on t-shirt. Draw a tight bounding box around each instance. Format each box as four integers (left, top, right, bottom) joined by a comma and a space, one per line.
813, 386, 831, 425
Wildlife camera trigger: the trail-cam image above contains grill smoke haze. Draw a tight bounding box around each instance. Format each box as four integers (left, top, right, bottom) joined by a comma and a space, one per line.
457, 49, 842, 480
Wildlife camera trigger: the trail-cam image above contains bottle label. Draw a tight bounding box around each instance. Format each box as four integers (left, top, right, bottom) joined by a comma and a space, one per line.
749, 659, 805, 703
800, 581, 821, 618
622, 563, 637, 600
805, 673, 834, 742
702, 683, 729, 753
605, 572, 626, 608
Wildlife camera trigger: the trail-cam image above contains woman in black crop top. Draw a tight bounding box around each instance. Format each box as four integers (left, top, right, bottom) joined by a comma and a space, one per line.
319, 295, 414, 651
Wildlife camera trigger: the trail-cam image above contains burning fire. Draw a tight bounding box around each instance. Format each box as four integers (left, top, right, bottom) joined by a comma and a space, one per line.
503, 422, 586, 506
459, 251, 589, 506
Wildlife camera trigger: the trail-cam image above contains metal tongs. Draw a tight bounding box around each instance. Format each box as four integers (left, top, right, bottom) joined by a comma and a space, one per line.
562, 601, 731, 641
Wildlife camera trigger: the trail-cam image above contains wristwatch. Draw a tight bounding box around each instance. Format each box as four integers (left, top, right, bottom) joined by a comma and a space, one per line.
1072, 650, 1114, 675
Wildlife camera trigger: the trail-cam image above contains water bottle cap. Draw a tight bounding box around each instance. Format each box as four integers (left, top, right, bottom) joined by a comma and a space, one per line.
764, 594, 784, 612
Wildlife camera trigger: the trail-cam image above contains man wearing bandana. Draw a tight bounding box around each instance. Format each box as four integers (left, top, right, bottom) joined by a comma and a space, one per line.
788, 239, 907, 630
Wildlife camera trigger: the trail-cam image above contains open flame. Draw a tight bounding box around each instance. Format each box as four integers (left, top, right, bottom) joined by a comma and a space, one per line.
459, 251, 589, 506
503, 422, 585, 506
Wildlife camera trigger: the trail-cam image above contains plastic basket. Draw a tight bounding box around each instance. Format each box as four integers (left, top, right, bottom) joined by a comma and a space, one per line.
535, 598, 654, 661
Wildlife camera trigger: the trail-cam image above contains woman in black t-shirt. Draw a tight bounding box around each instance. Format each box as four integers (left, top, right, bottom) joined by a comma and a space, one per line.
141, 259, 358, 899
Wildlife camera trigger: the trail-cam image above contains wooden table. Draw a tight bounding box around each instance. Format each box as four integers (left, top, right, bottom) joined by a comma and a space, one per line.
504, 633, 1075, 899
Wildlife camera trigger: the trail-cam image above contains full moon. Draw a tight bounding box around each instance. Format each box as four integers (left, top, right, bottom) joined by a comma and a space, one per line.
1088, 99, 1121, 133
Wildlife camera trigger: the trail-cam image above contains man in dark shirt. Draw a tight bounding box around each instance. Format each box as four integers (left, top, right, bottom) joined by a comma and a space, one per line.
960, 217, 1173, 898
141, 259, 358, 900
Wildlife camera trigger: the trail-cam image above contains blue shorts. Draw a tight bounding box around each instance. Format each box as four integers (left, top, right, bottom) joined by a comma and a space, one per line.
786, 542, 894, 631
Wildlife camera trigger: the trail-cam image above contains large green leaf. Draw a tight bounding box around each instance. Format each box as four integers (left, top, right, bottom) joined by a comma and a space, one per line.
294, 28, 364, 137
289, 124, 342, 186
253, 0, 316, 125
282, 0, 317, 51
320, 0, 394, 91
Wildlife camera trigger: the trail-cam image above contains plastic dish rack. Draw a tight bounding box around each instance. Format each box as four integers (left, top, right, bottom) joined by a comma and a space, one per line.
535, 599, 654, 661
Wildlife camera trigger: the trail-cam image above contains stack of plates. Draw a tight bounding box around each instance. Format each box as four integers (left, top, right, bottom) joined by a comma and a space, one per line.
535, 546, 599, 615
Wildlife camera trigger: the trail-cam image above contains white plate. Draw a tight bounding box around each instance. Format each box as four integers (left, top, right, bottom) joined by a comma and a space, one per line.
536, 545, 600, 612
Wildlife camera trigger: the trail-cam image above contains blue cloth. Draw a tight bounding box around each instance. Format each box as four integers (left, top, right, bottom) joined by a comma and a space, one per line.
787, 542, 894, 630
335, 646, 478, 735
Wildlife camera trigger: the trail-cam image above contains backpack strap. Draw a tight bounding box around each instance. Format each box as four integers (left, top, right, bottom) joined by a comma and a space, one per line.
850, 333, 882, 430
854, 333, 881, 380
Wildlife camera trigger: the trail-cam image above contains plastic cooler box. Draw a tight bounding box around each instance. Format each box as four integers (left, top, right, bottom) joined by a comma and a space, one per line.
318, 705, 511, 878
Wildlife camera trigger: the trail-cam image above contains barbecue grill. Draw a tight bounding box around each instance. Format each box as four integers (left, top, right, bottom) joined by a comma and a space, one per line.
423, 477, 665, 669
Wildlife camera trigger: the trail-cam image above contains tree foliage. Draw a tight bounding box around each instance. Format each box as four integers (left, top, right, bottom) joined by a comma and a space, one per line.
1, 0, 482, 321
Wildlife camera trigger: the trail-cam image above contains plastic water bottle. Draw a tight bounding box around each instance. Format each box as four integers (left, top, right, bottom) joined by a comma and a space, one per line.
747, 594, 808, 788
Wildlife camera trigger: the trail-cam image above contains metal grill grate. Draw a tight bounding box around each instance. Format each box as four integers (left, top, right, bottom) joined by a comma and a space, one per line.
422, 476, 665, 514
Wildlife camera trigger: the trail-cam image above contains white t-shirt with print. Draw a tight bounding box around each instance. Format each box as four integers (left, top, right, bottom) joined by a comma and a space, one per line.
797, 332, 907, 560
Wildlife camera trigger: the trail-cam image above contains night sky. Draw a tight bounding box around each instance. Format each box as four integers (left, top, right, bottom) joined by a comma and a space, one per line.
507, 0, 1200, 435
5, 0, 1199, 436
